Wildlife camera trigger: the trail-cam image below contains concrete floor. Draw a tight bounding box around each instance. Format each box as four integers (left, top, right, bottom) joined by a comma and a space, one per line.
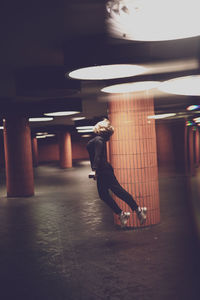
0, 161, 199, 300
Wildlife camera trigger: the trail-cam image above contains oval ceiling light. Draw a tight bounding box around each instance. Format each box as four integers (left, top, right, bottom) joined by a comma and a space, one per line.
72, 117, 86, 121
159, 75, 200, 96
29, 117, 53, 122
36, 135, 46, 139
81, 134, 92, 138
68, 64, 146, 80
44, 111, 79, 117
193, 117, 200, 122
36, 132, 48, 136
147, 113, 176, 120
46, 134, 56, 137
76, 126, 94, 130
187, 105, 200, 111
77, 129, 94, 133
186, 121, 196, 126
101, 81, 161, 93
106, 0, 200, 41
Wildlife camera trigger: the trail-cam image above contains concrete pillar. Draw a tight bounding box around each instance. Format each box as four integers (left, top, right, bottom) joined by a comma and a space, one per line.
3, 115, 34, 197
59, 131, 72, 168
195, 129, 200, 167
32, 137, 39, 167
108, 93, 160, 227
188, 126, 195, 176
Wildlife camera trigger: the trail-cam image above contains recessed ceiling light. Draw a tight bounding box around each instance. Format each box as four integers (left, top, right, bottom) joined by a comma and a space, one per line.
186, 121, 195, 126
46, 134, 55, 137
159, 75, 200, 96
29, 117, 53, 122
101, 81, 161, 93
186, 105, 200, 111
81, 134, 92, 138
76, 126, 94, 130
106, 0, 200, 41
193, 117, 200, 123
36, 132, 48, 136
77, 129, 94, 133
72, 117, 86, 121
36, 135, 46, 139
44, 111, 79, 116
68, 64, 146, 80
147, 113, 176, 120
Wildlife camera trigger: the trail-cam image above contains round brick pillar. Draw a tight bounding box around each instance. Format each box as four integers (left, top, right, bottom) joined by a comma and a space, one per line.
3, 115, 34, 197
108, 93, 160, 227
59, 132, 72, 168
32, 137, 39, 167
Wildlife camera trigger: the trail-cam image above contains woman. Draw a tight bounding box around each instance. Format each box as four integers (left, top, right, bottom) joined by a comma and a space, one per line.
87, 118, 147, 227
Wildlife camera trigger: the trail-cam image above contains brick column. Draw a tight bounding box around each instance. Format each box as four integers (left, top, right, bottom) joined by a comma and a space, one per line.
59, 131, 72, 168
108, 93, 160, 227
32, 137, 39, 167
3, 115, 34, 197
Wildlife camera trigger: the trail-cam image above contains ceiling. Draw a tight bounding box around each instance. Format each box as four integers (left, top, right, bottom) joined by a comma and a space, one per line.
1, 0, 200, 134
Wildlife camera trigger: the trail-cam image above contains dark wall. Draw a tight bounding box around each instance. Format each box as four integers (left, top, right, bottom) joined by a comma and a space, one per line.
0, 132, 5, 167
156, 119, 186, 173
37, 136, 89, 163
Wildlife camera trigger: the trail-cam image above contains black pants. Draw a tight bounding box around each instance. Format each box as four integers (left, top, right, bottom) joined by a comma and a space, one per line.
97, 168, 138, 215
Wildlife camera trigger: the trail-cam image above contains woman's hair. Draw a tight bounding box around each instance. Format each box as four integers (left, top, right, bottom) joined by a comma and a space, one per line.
93, 118, 114, 139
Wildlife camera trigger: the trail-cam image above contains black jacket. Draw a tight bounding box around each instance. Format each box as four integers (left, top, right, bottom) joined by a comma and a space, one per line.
86, 135, 111, 172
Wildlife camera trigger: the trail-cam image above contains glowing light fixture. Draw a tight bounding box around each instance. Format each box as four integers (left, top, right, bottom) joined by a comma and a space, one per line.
106, 0, 200, 41
0, 126, 3, 130
81, 134, 92, 138
46, 134, 55, 137
29, 117, 53, 122
44, 111, 79, 117
72, 117, 86, 121
36, 135, 46, 139
69, 64, 146, 80
159, 75, 200, 96
187, 105, 200, 111
36, 132, 48, 136
76, 126, 94, 130
76, 126, 94, 133
77, 129, 94, 133
193, 117, 200, 123
186, 121, 195, 126
147, 113, 176, 120
102, 81, 160, 93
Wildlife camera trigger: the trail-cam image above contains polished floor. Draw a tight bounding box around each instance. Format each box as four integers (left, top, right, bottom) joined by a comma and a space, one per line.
0, 161, 199, 300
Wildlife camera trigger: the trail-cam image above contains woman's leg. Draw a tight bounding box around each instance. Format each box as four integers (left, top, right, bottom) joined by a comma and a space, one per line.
97, 175, 122, 215
108, 171, 138, 212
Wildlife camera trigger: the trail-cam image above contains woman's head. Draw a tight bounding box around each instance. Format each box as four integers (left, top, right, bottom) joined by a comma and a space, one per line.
93, 118, 114, 140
